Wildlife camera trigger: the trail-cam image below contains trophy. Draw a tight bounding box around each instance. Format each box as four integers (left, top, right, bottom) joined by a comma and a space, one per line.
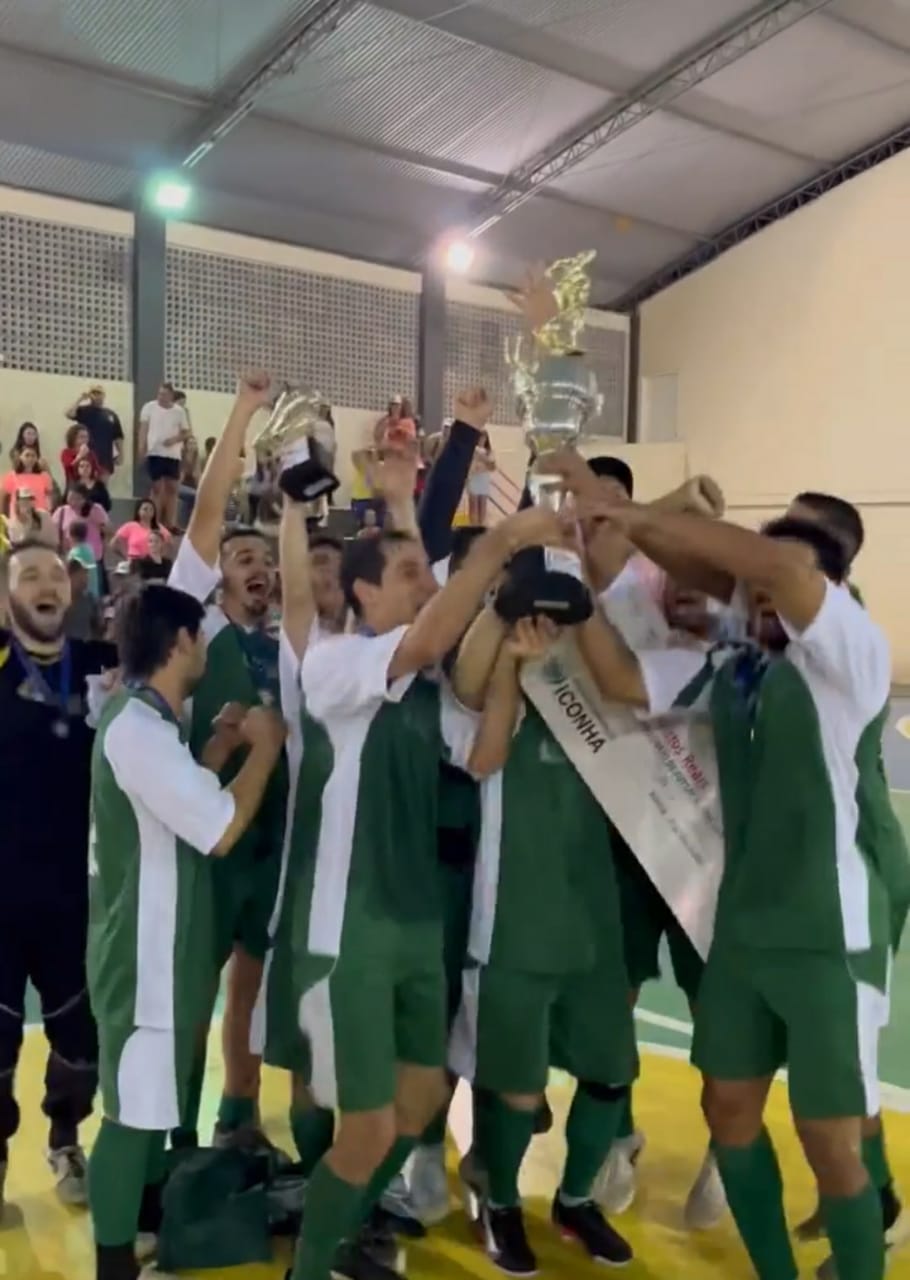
496, 251, 602, 626
250, 385, 339, 503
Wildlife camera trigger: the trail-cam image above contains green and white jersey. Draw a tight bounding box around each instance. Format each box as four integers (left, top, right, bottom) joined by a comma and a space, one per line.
88, 689, 235, 1030
298, 627, 475, 959
169, 538, 285, 868
469, 702, 619, 975
637, 581, 892, 986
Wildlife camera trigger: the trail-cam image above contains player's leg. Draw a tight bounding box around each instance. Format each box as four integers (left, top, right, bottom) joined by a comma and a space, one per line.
451, 963, 552, 1276
0, 904, 28, 1218
89, 1024, 182, 1280
29, 891, 98, 1205
665, 921, 727, 1230
215, 944, 264, 1141
783, 956, 887, 1280
289, 955, 402, 1280
693, 947, 796, 1279
407, 856, 474, 1225
550, 957, 638, 1266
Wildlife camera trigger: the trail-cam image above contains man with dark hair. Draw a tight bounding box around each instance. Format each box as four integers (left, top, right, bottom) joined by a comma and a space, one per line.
571, 498, 891, 1280
790, 491, 865, 566
587, 454, 634, 499
166, 372, 286, 1152
0, 540, 116, 1218
87, 582, 285, 1280
286, 499, 566, 1280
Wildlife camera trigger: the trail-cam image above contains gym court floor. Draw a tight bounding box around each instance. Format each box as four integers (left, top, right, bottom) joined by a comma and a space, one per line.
7, 704, 910, 1280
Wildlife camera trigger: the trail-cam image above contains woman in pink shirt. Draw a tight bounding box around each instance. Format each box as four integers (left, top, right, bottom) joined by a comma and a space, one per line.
1, 445, 54, 514
114, 498, 172, 560
53, 484, 109, 559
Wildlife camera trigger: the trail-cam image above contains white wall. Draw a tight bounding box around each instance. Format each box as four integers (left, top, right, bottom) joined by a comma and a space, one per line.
639, 147, 910, 678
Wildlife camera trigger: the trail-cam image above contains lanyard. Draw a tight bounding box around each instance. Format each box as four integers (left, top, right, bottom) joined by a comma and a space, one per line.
731, 646, 769, 725
229, 622, 278, 706
125, 680, 180, 727
13, 637, 72, 739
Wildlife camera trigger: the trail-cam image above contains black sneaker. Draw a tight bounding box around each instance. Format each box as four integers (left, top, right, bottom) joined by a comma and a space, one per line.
359, 1208, 402, 1269
480, 1203, 538, 1277
331, 1239, 406, 1280
552, 1195, 633, 1266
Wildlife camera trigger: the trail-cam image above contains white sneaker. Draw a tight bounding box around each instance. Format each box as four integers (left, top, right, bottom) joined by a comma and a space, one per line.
47, 1144, 88, 1205
592, 1132, 645, 1215
136, 1233, 158, 1262
379, 1169, 420, 1224
139, 1267, 178, 1279
407, 1143, 450, 1225
683, 1149, 727, 1230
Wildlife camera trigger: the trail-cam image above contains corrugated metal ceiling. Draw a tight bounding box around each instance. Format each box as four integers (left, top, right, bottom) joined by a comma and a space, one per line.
0, 0, 907, 304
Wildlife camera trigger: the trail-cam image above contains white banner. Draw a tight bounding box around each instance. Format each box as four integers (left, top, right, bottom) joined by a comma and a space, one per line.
520, 568, 724, 958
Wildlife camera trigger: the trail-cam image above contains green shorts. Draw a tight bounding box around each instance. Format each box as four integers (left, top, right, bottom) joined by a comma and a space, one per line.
211, 850, 280, 967
259, 923, 311, 1076
613, 829, 704, 1003
296, 926, 447, 1113
692, 946, 889, 1119
451, 962, 639, 1097
98, 1023, 195, 1132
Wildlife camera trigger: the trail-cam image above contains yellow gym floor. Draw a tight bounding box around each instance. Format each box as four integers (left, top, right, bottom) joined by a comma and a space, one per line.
5, 1030, 910, 1279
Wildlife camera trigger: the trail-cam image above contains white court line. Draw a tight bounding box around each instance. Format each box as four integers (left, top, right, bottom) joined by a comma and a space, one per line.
635, 1007, 693, 1036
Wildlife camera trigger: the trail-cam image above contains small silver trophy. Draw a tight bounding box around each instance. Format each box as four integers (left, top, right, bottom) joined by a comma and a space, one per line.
249, 385, 339, 503
498, 251, 601, 624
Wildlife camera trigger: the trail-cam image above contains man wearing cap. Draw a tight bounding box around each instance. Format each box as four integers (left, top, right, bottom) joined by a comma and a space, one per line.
66, 387, 125, 483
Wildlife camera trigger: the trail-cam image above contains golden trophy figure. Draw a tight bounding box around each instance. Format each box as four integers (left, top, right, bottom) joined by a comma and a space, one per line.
249, 384, 339, 503
496, 252, 602, 625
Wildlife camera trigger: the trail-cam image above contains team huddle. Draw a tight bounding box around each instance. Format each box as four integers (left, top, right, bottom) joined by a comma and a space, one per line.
1, 369, 906, 1280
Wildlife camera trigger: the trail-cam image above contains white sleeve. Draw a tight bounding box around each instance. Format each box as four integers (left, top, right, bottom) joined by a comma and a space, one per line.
279, 627, 302, 726
139, 400, 152, 424
168, 536, 219, 604
781, 580, 890, 713
439, 680, 480, 771
635, 646, 718, 717
300, 627, 415, 720
105, 704, 235, 855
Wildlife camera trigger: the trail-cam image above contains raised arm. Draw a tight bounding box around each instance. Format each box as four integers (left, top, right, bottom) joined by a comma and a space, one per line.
388, 504, 567, 682
279, 495, 315, 659
576, 610, 649, 707
451, 605, 508, 710
184, 372, 272, 568
375, 445, 420, 538
417, 388, 490, 562
467, 618, 557, 776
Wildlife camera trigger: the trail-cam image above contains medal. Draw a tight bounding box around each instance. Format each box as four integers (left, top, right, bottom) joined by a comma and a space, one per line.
13, 638, 73, 739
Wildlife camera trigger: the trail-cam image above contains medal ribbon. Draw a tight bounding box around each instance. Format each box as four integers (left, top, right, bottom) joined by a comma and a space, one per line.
13, 637, 72, 731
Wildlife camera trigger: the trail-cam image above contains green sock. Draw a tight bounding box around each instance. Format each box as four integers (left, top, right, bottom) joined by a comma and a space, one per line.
616, 1088, 634, 1142
476, 1096, 537, 1208
216, 1095, 256, 1132
170, 1040, 207, 1148
822, 1184, 885, 1280
292, 1161, 366, 1280
561, 1085, 624, 1201
362, 1135, 418, 1218
290, 1103, 335, 1177
89, 1119, 160, 1246
420, 1106, 448, 1148
714, 1131, 797, 1280
863, 1128, 891, 1192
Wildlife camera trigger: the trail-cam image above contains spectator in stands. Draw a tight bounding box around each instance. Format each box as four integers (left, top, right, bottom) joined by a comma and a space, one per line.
2, 445, 54, 514
113, 498, 172, 562
130, 528, 171, 581
64, 385, 124, 482
9, 422, 43, 468
60, 424, 100, 486
466, 429, 496, 525
203, 436, 217, 469
65, 520, 102, 599
356, 507, 381, 538
63, 558, 103, 640
349, 441, 383, 529
374, 394, 417, 449
74, 454, 111, 513
138, 382, 190, 532
178, 435, 202, 527
53, 484, 108, 569
6, 489, 56, 547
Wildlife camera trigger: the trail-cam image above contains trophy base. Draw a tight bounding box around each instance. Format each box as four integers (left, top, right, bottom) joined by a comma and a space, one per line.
278, 460, 340, 504
494, 547, 593, 627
